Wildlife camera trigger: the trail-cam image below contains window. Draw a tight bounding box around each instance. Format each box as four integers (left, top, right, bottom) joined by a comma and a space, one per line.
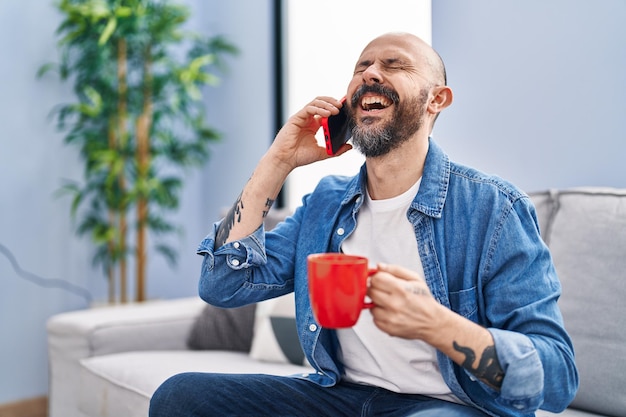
280, 0, 432, 209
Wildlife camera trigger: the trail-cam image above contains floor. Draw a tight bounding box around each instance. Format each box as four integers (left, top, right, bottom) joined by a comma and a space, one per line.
0, 397, 47, 417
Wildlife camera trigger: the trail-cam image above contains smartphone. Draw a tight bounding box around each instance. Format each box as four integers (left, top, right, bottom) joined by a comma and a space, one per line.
321, 98, 351, 156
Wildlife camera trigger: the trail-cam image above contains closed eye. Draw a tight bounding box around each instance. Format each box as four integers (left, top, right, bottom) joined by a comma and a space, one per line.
354, 60, 372, 74
382, 58, 409, 71
354, 57, 410, 73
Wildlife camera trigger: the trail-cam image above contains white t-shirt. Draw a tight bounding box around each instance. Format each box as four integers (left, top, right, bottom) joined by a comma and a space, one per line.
338, 178, 462, 403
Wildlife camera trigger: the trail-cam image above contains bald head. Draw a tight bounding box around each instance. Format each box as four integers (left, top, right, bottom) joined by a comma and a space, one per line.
362, 32, 447, 86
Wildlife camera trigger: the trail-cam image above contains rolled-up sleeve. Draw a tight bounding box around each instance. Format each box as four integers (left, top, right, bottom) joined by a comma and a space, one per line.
477, 197, 578, 413
196, 221, 273, 306
195, 214, 300, 307
488, 328, 544, 412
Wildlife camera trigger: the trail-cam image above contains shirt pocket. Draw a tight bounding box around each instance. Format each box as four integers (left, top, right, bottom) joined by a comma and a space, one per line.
448, 286, 478, 321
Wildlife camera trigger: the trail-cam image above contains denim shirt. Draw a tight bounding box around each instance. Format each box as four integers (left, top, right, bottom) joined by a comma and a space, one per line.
197, 139, 578, 417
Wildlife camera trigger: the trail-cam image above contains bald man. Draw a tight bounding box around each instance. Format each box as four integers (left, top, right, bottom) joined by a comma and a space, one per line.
150, 33, 578, 417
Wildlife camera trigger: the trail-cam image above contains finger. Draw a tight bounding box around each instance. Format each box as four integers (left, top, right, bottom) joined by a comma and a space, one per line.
376, 262, 424, 283
369, 273, 429, 299
367, 285, 393, 308
304, 97, 343, 118
370, 264, 432, 300
313, 96, 344, 109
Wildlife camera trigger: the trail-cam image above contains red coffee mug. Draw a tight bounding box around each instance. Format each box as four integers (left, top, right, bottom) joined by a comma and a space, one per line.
307, 253, 376, 328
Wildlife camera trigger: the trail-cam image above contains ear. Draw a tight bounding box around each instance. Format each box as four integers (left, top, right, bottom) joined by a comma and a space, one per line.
428, 85, 453, 116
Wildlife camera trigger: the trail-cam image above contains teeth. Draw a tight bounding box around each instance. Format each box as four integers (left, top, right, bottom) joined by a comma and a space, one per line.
361, 96, 391, 110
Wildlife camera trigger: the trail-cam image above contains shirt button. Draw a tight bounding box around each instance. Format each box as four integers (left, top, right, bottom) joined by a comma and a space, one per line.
309, 324, 317, 332
231, 259, 240, 267
336, 228, 345, 236
233, 242, 240, 249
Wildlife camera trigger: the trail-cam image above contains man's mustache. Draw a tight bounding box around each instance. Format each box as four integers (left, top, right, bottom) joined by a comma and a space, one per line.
350, 84, 400, 108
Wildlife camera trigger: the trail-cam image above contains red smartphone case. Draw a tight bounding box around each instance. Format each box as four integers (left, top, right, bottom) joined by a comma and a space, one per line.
322, 97, 348, 156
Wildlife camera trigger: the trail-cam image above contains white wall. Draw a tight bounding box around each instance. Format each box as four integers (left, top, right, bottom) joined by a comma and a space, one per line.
431, 0, 626, 192
0, 0, 94, 403
282, 0, 432, 209
0, 0, 275, 403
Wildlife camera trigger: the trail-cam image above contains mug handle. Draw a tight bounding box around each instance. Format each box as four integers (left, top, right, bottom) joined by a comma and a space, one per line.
363, 268, 378, 309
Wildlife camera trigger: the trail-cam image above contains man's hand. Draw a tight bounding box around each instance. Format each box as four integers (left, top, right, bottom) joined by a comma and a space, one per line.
367, 263, 504, 390
266, 96, 352, 173
367, 263, 442, 340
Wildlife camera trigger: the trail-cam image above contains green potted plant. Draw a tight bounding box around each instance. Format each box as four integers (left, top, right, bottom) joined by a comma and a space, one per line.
39, 0, 237, 303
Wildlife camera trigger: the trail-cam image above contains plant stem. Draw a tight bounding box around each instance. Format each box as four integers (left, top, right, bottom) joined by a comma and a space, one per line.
135, 43, 152, 302
107, 121, 116, 304
117, 38, 128, 303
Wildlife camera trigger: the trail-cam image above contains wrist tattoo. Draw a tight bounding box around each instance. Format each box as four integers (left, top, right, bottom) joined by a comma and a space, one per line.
214, 195, 276, 248
453, 341, 504, 389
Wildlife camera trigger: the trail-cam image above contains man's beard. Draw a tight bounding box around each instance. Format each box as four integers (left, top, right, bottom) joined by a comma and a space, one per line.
348, 85, 429, 158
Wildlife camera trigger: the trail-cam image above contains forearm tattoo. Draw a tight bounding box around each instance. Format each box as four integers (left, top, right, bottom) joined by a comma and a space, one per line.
214, 195, 276, 249
215, 192, 244, 248
262, 198, 275, 218
453, 341, 504, 389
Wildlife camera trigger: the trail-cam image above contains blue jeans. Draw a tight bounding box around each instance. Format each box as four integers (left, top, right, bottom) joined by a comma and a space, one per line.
149, 373, 489, 417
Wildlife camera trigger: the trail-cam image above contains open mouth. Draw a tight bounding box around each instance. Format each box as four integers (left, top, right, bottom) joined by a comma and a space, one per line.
361, 95, 392, 111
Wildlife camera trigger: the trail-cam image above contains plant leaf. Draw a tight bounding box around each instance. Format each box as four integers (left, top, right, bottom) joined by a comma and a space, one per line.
98, 17, 117, 46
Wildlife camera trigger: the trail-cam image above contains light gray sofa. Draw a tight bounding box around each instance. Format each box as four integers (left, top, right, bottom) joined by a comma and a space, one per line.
47, 188, 626, 417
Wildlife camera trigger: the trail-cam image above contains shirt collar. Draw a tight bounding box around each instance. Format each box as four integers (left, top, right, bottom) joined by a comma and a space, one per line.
341, 137, 450, 219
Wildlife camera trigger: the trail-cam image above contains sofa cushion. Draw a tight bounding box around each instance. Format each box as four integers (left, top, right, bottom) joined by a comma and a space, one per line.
537, 408, 607, 417
544, 188, 626, 416
249, 295, 307, 365
79, 350, 312, 417
185, 208, 290, 352
528, 190, 557, 243
187, 303, 256, 352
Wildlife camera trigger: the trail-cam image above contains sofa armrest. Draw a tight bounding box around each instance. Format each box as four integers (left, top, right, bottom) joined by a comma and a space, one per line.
48, 297, 206, 357
47, 297, 205, 417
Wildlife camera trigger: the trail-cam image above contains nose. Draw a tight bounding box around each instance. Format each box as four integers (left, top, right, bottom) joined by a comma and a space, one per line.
361, 63, 383, 84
